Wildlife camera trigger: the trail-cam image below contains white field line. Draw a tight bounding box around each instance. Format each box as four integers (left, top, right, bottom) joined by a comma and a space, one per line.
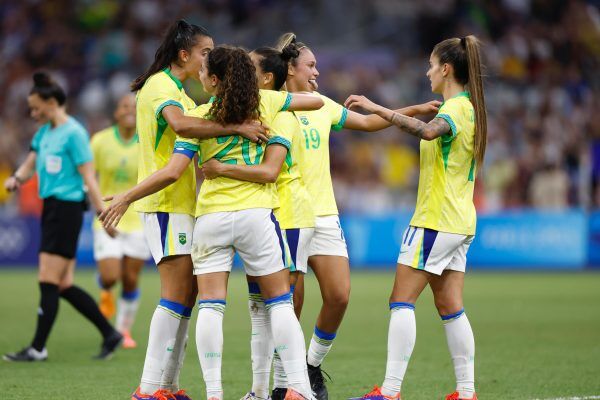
530, 396, 600, 400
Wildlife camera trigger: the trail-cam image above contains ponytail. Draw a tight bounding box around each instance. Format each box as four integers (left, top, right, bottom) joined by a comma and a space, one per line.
464, 35, 487, 167
131, 19, 211, 92
207, 46, 260, 125
433, 35, 487, 167
30, 72, 66, 105
275, 32, 307, 66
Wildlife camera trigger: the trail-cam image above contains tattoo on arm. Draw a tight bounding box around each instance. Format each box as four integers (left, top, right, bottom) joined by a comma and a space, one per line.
386, 112, 450, 140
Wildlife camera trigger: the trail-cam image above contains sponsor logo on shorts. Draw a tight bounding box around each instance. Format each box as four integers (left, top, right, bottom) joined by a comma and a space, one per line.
178, 233, 187, 245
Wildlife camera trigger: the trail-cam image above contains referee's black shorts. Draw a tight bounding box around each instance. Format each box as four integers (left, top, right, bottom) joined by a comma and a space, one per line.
40, 197, 85, 259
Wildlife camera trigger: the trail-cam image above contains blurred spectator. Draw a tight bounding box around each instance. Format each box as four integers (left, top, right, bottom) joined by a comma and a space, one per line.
0, 0, 598, 213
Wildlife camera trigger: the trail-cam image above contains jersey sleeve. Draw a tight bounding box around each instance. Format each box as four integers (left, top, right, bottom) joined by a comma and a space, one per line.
68, 128, 93, 166
321, 95, 348, 131
435, 98, 463, 139
173, 137, 200, 159
146, 78, 184, 120
266, 111, 296, 151
259, 89, 292, 119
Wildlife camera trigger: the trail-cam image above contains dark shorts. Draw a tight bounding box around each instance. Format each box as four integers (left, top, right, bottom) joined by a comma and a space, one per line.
40, 197, 85, 259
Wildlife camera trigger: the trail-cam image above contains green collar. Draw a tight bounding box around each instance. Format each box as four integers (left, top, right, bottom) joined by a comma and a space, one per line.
454, 91, 470, 99
163, 68, 183, 90
113, 125, 138, 146
208, 96, 216, 104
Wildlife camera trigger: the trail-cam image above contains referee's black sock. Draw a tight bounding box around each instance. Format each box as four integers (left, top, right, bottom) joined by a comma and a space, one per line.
60, 285, 115, 338
31, 282, 60, 352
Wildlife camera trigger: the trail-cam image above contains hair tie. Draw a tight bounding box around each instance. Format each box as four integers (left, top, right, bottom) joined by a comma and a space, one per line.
460, 37, 466, 47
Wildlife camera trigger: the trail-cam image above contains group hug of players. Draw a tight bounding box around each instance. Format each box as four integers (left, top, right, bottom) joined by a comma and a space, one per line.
4, 18, 487, 400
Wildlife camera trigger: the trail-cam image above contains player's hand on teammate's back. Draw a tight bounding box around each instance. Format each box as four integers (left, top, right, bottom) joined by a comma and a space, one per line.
234, 120, 270, 144
99, 193, 129, 229
201, 158, 224, 180
344, 94, 381, 114
4, 176, 20, 192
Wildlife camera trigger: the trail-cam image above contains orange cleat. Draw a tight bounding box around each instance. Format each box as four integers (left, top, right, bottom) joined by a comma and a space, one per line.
99, 289, 116, 319
445, 392, 478, 400
347, 386, 401, 400
284, 389, 314, 400
131, 387, 176, 400
172, 389, 193, 400
122, 330, 137, 349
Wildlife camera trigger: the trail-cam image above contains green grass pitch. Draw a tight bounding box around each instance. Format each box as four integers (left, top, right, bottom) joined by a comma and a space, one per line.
1, 269, 599, 400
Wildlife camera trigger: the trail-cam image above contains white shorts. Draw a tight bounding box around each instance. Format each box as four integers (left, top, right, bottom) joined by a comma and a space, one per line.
93, 228, 150, 261
191, 208, 285, 277
142, 212, 195, 265
308, 215, 348, 258
282, 227, 315, 274
397, 226, 474, 275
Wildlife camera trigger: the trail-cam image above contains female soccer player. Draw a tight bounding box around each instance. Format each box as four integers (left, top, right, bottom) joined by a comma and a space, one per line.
268, 33, 440, 400
101, 45, 324, 400
91, 93, 150, 349
345, 35, 486, 400
121, 19, 278, 400
200, 43, 315, 400
3, 72, 122, 362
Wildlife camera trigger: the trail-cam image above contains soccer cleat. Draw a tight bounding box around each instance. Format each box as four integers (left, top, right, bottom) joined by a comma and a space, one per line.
240, 392, 270, 400
172, 389, 193, 400
99, 289, 116, 319
347, 386, 401, 400
284, 389, 314, 400
131, 387, 176, 400
122, 330, 137, 349
445, 392, 477, 400
94, 330, 123, 360
271, 388, 287, 400
307, 364, 329, 400
3, 346, 48, 362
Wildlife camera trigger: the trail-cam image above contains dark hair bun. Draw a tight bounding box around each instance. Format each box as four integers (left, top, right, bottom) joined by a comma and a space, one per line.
281, 44, 300, 62
33, 72, 53, 87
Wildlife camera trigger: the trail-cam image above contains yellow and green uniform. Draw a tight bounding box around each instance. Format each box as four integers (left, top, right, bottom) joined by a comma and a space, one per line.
134, 69, 197, 216
174, 89, 293, 216
292, 93, 348, 216
410, 91, 477, 235
272, 111, 315, 230
91, 125, 141, 232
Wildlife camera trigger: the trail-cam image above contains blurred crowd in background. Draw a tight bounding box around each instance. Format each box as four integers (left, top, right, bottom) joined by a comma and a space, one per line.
1, 0, 599, 214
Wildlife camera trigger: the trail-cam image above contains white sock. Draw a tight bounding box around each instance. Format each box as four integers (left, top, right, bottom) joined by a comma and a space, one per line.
196, 300, 226, 400
162, 311, 192, 391
248, 283, 273, 399
116, 289, 140, 333
139, 299, 187, 395
272, 351, 288, 390
443, 310, 475, 399
265, 293, 311, 399
307, 326, 336, 367
381, 303, 416, 397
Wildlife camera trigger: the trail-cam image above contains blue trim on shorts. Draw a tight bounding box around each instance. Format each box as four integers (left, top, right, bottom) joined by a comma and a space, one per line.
441, 308, 465, 321
285, 228, 300, 266
408, 226, 418, 246
403, 227, 411, 245
270, 212, 286, 267
422, 228, 439, 266
389, 302, 415, 310
156, 212, 169, 253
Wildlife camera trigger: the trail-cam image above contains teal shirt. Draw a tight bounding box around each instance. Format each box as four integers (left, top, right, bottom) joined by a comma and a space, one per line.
31, 117, 93, 201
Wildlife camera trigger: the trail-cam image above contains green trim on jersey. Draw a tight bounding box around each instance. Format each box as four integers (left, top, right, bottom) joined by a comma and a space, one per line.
163, 68, 183, 90
154, 100, 184, 150
440, 134, 453, 171
468, 158, 476, 182
112, 125, 138, 147
281, 93, 292, 111
331, 108, 348, 131
174, 140, 200, 153
436, 114, 457, 138
267, 135, 291, 150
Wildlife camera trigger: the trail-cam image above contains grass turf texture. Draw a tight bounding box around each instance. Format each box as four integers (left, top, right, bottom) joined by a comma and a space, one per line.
0, 269, 599, 400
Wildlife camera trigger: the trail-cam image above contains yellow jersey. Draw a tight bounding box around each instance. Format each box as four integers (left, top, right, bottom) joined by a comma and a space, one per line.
91, 126, 142, 232
134, 69, 197, 216
272, 111, 315, 229
410, 91, 477, 235
175, 89, 292, 217
293, 93, 348, 216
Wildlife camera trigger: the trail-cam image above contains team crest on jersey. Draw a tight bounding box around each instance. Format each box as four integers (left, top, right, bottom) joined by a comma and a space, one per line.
178, 233, 187, 245
300, 116, 309, 125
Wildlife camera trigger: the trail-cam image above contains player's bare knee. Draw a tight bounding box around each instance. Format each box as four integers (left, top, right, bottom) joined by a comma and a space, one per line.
433, 295, 462, 316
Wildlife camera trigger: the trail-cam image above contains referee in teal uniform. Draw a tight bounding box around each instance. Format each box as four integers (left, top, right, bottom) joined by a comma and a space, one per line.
3, 72, 122, 362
